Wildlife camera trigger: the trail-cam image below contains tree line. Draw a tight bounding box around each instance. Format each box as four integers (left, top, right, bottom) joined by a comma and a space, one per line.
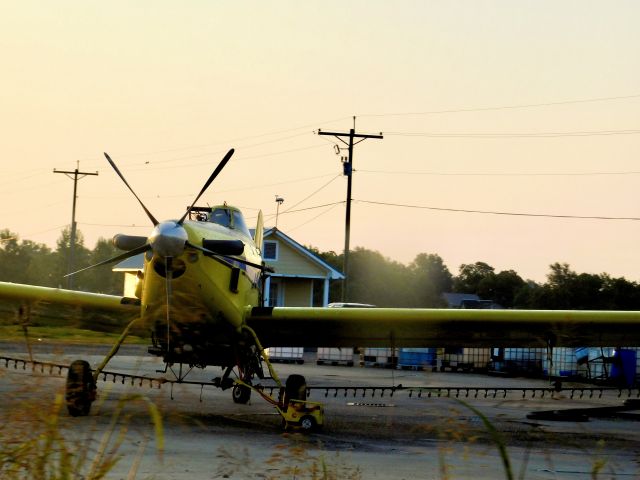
310, 247, 640, 310
2, 227, 640, 310
0, 228, 122, 294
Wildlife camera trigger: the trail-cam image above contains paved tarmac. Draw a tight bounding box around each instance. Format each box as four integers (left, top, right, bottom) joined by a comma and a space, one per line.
1, 343, 640, 479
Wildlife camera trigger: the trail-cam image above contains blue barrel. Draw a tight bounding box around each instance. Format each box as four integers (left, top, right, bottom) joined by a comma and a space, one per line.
611, 349, 637, 387
398, 348, 436, 368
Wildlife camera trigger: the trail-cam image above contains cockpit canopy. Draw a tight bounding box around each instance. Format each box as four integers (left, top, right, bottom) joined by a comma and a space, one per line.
188, 205, 251, 237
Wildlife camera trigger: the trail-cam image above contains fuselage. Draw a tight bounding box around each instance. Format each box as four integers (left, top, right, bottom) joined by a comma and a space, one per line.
138, 205, 263, 365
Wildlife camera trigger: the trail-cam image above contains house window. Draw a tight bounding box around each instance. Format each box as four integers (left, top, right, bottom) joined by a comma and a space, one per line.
263, 240, 278, 260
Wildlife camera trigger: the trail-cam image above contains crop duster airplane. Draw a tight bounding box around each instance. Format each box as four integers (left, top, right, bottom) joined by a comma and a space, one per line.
2, 148, 640, 419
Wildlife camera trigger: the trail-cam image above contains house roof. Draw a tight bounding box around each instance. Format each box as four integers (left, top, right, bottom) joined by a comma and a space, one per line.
112, 253, 145, 272
442, 293, 501, 309
442, 293, 480, 308
262, 228, 344, 280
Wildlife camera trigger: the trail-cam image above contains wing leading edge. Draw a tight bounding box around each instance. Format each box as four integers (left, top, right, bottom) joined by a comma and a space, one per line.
0, 281, 140, 312
246, 306, 640, 348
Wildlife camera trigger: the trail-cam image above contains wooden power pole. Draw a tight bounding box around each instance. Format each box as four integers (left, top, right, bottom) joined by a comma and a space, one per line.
318, 122, 382, 301
53, 162, 98, 289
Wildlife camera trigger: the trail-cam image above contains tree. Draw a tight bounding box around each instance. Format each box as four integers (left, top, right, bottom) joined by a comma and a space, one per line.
347, 247, 414, 306
477, 270, 526, 308
409, 253, 452, 307
598, 275, 640, 310
54, 227, 91, 289
81, 237, 123, 294
453, 261, 495, 294
0, 229, 54, 286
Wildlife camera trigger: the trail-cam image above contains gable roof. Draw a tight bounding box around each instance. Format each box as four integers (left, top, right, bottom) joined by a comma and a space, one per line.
263, 228, 344, 280
113, 253, 145, 272
442, 293, 480, 308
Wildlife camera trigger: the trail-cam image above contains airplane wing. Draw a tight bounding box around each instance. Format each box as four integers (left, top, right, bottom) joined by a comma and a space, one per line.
246, 306, 640, 348
0, 281, 140, 312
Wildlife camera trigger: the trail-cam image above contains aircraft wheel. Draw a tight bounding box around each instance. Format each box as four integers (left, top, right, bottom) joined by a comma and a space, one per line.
284, 374, 307, 403
232, 384, 251, 404
66, 360, 96, 417
299, 415, 317, 432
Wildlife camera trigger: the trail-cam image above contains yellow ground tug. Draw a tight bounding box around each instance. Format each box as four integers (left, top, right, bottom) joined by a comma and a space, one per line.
236, 374, 324, 432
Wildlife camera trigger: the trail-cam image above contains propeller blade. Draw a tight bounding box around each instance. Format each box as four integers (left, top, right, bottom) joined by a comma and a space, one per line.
178, 148, 234, 225
186, 241, 273, 272
164, 256, 173, 355
64, 244, 151, 278
104, 152, 159, 226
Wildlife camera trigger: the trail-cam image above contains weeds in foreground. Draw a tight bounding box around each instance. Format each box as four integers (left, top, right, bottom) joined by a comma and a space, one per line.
452, 399, 621, 480
453, 399, 514, 480
0, 374, 163, 479
590, 439, 608, 479
216, 434, 361, 480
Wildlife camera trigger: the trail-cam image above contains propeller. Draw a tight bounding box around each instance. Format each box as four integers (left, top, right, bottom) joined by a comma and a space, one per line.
67, 147, 264, 360
64, 243, 151, 278
66, 149, 237, 277
177, 148, 234, 225
104, 153, 159, 226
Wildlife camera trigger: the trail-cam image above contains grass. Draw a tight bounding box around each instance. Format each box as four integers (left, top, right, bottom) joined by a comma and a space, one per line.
216, 434, 362, 480
0, 325, 147, 345
453, 399, 513, 480
0, 372, 163, 479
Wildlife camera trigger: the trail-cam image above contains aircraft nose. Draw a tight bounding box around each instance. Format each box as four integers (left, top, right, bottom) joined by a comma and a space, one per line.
149, 221, 188, 258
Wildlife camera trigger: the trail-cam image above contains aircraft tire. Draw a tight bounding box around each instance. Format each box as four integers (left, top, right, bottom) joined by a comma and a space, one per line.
299, 415, 316, 432
284, 374, 307, 403
232, 384, 251, 404
65, 360, 96, 417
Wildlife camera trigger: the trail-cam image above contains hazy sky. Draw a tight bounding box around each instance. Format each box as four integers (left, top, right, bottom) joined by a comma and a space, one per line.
1, 1, 639, 282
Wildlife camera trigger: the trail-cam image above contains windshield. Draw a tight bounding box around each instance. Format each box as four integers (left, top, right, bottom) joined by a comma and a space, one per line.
209, 208, 231, 228
209, 207, 251, 237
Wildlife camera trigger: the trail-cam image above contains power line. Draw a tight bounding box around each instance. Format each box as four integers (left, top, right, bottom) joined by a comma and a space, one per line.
262, 174, 342, 226
119, 131, 311, 167
357, 93, 640, 118
122, 143, 328, 172
79, 172, 339, 200
0, 225, 68, 243
288, 203, 342, 233
1, 178, 67, 195
280, 174, 342, 215
384, 129, 640, 138
78, 116, 352, 166
356, 199, 640, 221
274, 201, 345, 216
78, 222, 149, 228
358, 169, 640, 177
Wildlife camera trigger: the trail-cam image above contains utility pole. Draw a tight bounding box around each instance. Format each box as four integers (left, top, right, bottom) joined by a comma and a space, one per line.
318, 119, 382, 301
53, 162, 98, 289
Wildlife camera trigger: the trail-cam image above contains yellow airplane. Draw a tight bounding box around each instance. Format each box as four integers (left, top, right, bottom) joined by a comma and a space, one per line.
1, 148, 640, 420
